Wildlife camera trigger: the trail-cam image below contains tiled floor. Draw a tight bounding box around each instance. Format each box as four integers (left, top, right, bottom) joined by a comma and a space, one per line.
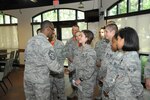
0, 67, 150, 100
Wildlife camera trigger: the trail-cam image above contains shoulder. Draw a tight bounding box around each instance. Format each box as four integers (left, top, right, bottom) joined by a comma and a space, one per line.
87, 47, 96, 56
56, 40, 64, 46
125, 51, 139, 59
123, 51, 140, 65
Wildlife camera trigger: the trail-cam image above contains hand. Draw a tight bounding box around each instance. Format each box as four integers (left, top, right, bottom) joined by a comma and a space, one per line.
145, 78, 150, 90
75, 79, 81, 85
96, 60, 101, 67
103, 91, 109, 97
67, 57, 73, 63
64, 68, 70, 75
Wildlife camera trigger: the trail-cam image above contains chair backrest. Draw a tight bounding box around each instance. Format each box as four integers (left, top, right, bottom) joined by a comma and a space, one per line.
7, 51, 15, 71
0, 49, 7, 60
0, 60, 10, 79
10, 51, 15, 59
14, 50, 19, 60
13, 50, 20, 66
3, 60, 10, 77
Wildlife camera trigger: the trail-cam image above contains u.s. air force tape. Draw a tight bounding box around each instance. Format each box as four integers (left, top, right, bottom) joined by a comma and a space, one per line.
48, 50, 56, 60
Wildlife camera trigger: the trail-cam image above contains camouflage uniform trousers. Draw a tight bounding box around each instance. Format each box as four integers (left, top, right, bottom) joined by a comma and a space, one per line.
77, 83, 94, 100
50, 74, 67, 100
24, 80, 50, 100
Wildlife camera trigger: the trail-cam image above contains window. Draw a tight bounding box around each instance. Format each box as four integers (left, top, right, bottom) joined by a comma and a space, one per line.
5, 15, 10, 24
0, 14, 18, 24
106, 0, 150, 17
77, 11, 85, 19
33, 15, 41, 23
32, 8, 86, 36
140, 0, 150, 10
108, 6, 117, 16
118, 0, 127, 14
12, 17, 18, 24
59, 9, 75, 21
0, 14, 3, 24
0, 14, 18, 49
43, 10, 58, 22
129, 0, 138, 12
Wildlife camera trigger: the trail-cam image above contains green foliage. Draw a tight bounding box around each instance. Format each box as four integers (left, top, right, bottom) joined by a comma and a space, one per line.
140, 56, 149, 81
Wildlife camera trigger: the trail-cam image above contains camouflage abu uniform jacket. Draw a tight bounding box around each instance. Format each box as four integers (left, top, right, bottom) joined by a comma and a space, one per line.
68, 44, 97, 98
144, 54, 150, 79
103, 51, 143, 100
95, 38, 109, 62
24, 33, 63, 84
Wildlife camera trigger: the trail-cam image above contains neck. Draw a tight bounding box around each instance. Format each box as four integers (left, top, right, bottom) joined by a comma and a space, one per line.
51, 40, 55, 46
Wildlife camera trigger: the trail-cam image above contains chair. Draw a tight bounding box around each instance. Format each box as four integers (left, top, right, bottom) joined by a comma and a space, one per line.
13, 50, 20, 68
0, 60, 12, 94
0, 49, 7, 61
9, 51, 15, 71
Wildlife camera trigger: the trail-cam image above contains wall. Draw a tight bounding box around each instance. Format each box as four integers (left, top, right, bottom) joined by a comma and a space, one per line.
3, 0, 117, 64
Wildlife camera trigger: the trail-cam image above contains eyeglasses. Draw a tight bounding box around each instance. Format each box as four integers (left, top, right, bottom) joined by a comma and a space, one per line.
49, 27, 54, 31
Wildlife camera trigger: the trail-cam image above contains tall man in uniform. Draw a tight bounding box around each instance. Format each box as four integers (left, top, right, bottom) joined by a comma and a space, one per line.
62, 24, 80, 99
24, 20, 63, 100
48, 32, 67, 100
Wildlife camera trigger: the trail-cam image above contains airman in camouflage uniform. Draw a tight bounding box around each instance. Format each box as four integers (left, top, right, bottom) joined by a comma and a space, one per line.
68, 30, 97, 100
95, 38, 108, 66
62, 24, 80, 98
102, 27, 143, 100
103, 52, 143, 100
94, 26, 108, 100
144, 55, 150, 90
98, 24, 118, 81
97, 24, 118, 100
24, 21, 63, 100
49, 34, 67, 100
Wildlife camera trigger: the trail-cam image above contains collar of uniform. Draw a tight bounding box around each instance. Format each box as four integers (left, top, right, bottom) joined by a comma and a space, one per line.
38, 33, 48, 40
80, 44, 91, 51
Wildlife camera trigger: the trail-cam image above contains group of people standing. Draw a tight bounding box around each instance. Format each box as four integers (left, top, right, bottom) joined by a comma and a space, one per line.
24, 20, 147, 100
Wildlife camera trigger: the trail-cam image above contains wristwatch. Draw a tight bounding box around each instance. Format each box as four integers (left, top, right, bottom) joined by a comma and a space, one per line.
79, 78, 83, 81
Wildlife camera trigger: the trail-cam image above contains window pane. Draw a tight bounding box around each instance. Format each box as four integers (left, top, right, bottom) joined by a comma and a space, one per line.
59, 9, 75, 21
43, 10, 58, 22
5, 15, 10, 24
61, 27, 73, 66
0, 14, 4, 24
141, 0, 150, 10
109, 14, 150, 53
129, 0, 138, 12
12, 17, 18, 24
77, 11, 85, 20
78, 22, 87, 30
108, 6, 117, 16
118, 0, 127, 14
33, 15, 41, 22
61, 27, 72, 40
33, 24, 41, 36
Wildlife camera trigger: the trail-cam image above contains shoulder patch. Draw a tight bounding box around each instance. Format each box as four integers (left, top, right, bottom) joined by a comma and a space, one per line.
48, 50, 56, 60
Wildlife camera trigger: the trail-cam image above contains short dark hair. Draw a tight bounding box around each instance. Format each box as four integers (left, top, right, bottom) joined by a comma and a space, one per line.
100, 26, 105, 30
81, 30, 94, 44
105, 23, 118, 33
113, 32, 118, 40
41, 20, 54, 31
118, 27, 139, 51
36, 28, 41, 34
72, 24, 79, 28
